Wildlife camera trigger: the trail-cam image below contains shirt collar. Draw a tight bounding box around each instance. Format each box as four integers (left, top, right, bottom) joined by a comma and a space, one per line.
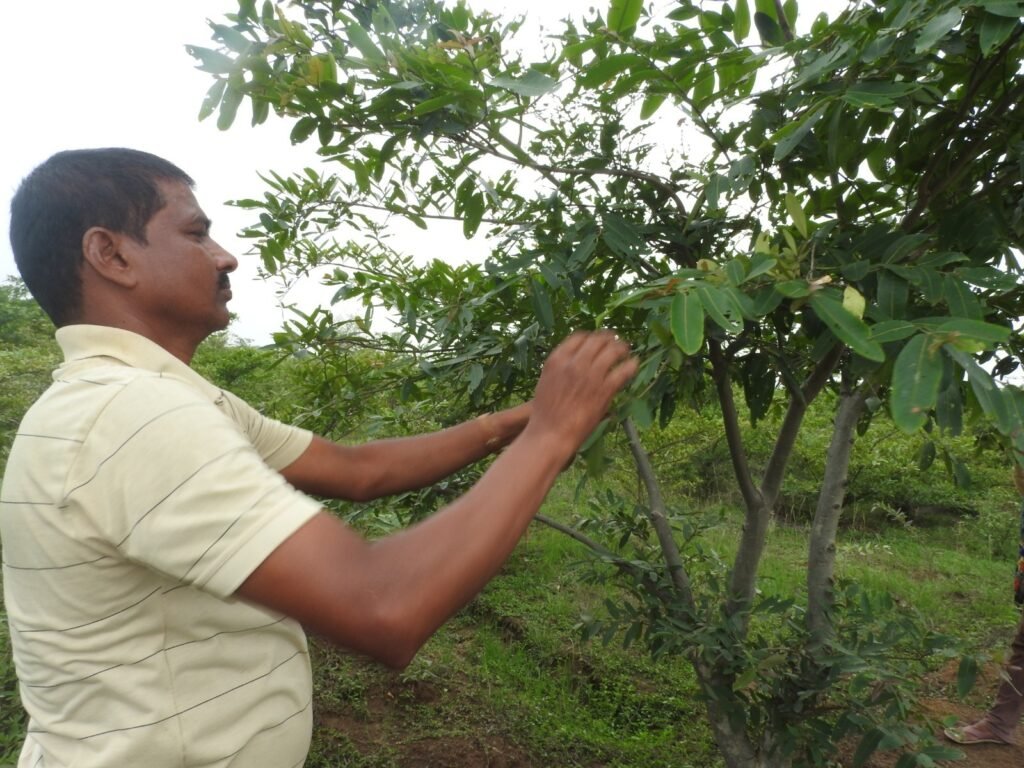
54, 325, 222, 400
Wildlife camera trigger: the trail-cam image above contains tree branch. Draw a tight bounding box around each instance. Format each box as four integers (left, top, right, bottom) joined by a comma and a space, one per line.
533, 513, 675, 606
622, 418, 697, 612
806, 385, 867, 649
472, 129, 691, 223
708, 340, 762, 511
760, 343, 844, 506
725, 342, 843, 623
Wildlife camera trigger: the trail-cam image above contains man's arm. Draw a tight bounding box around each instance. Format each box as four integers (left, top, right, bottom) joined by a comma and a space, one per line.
280, 402, 532, 501
237, 331, 636, 669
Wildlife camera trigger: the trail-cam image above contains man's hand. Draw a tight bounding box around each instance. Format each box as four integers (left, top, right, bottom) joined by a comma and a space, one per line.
525, 331, 637, 462
239, 330, 636, 670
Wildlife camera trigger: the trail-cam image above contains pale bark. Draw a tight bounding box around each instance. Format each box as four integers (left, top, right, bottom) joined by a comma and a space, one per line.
622, 418, 697, 610
715, 342, 844, 624
806, 386, 868, 648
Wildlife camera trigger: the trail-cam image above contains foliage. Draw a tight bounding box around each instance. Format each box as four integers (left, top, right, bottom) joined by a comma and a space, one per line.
191, 0, 1024, 764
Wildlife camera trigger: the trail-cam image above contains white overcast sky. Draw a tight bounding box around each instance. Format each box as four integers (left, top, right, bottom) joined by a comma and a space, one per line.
1, 1, 843, 344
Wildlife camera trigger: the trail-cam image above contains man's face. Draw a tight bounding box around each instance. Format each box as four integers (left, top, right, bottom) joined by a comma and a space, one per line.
126, 179, 238, 343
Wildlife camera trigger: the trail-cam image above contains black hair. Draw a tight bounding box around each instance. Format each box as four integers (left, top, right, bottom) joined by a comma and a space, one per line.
9, 148, 194, 326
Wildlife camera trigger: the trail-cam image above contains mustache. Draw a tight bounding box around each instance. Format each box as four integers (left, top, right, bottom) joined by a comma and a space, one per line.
217, 273, 231, 290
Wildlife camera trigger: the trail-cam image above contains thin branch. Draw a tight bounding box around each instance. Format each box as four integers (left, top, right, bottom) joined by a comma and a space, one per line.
622, 418, 697, 611
760, 343, 844, 506
708, 340, 762, 510
469, 129, 691, 222
533, 513, 675, 605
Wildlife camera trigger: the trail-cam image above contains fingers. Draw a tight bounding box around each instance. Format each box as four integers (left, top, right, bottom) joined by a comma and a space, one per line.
568, 329, 622, 365
548, 329, 636, 406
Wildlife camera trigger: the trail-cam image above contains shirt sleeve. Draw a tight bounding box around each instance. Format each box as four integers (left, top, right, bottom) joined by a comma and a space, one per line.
219, 389, 313, 471
64, 377, 324, 597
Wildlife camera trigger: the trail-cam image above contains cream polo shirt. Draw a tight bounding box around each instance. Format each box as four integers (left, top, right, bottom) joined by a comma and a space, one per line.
0, 325, 325, 768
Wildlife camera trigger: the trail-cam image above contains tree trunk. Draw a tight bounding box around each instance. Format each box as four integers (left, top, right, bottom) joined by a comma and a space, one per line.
698, 663, 793, 768
806, 386, 868, 648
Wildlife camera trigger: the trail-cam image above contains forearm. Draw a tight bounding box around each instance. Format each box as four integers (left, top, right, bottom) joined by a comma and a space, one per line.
283, 403, 531, 500
349, 425, 571, 661
241, 424, 571, 669
239, 331, 636, 669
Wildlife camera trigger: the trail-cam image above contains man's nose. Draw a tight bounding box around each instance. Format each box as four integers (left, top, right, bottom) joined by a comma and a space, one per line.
213, 240, 238, 273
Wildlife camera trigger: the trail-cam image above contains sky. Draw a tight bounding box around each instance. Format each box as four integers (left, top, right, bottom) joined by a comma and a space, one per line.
0, 1, 842, 345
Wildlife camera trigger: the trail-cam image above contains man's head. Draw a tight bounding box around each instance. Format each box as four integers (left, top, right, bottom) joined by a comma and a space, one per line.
9, 148, 195, 326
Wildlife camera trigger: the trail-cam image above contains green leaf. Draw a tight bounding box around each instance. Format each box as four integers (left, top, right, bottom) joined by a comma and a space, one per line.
853, 729, 885, 768
198, 79, 227, 122
217, 83, 244, 131
692, 63, 715, 106
725, 259, 746, 286
876, 270, 909, 320
754, 11, 784, 46
412, 92, 460, 116
957, 655, 979, 698
696, 284, 744, 334
785, 192, 808, 237
936, 382, 963, 436
187, 45, 236, 74
842, 285, 866, 320
530, 277, 555, 331
345, 21, 386, 65
977, 1, 1024, 18
490, 70, 560, 98
937, 318, 1011, 345
917, 441, 936, 471
640, 92, 667, 119
783, 0, 798, 28
608, 0, 644, 35
744, 254, 777, 282
671, 291, 705, 355
809, 293, 885, 362
602, 215, 644, 256
579, 53, 648, 88
943, 277, 983, 320
914, 8, 962, 54
980, 12, 1019, 55
734, 0, 752, 41
752, 286, 783, 315
463, 192, 484, 239
773, 105, 826, 162
944, 345, 1012, 433
869, 320, 916, 343
842, 81, 920, 109
775, 280, 810, 298
891, 334, 943, 432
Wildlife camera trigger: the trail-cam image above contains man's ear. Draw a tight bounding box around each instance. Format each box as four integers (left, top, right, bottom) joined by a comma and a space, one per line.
81, 227, 138, 288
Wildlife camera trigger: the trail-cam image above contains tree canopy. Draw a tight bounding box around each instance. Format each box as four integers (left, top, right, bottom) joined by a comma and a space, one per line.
191, 1, 1024, 765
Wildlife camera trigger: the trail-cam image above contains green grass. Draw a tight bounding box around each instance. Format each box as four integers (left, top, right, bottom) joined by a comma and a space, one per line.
4, 469, 1020, 766
1, 465, 1021, 766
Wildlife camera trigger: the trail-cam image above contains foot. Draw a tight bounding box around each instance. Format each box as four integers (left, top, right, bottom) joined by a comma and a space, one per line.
943, 720, 1016, 746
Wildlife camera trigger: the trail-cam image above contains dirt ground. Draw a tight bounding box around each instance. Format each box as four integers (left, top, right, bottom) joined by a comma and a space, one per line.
846, 698, 1022, 768
840, 660, 1024, 768
316, 661, 1023, 768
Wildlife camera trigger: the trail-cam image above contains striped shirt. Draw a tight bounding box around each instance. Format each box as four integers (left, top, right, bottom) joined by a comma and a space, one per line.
1, 325, 324, 767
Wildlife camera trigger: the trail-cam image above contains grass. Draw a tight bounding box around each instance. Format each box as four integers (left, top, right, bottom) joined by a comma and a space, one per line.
297, 472, 1023, 767
1, 468, 1021, 766
1, 461, 1021, 766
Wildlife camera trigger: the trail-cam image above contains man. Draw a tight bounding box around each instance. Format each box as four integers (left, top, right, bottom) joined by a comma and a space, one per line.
943, 466, 1024, 747
1, 148, 636, 767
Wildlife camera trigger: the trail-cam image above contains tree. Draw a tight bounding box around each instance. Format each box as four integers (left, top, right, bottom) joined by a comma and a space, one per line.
0, 279, 60, 464
191, 1, 1024, 765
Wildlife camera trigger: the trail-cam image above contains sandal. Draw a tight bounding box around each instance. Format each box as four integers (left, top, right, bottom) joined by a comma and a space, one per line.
943, 722, 1015, 746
